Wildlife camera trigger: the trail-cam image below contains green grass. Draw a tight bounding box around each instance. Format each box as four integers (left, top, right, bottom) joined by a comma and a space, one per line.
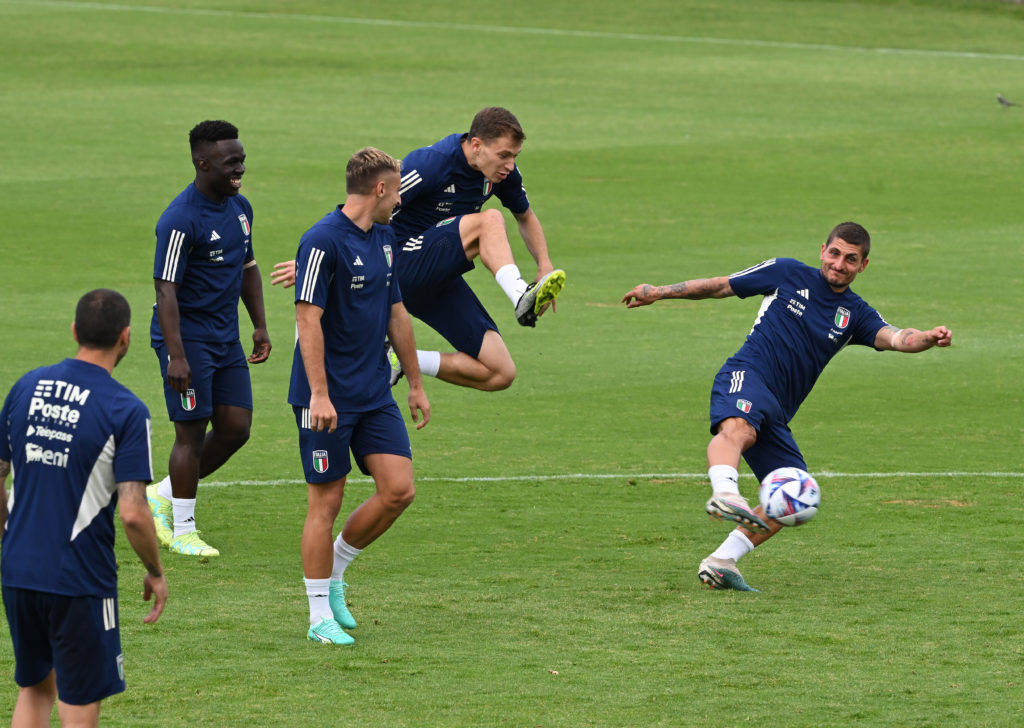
1, 0, 1023, 725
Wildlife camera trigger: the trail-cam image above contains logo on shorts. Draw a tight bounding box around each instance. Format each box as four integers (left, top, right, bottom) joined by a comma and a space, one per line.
238, 214, 251, 236
736, 399, 752, 413
313, 449, 329, 474
834, 307, 851, 329
436, 217, 456, 227
383, 244, 393, 268
181, 389, 197, 411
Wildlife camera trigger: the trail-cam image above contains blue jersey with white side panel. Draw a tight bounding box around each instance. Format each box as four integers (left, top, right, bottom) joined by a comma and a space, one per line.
0, 359, 153, 597
725, 257, 888, 420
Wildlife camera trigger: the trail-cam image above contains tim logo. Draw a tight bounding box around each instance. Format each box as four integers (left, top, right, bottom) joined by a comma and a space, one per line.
834, 307, 851, 329
238, 214, 251, 236
312, 450, 329, 474
736, 399, 752, 413
181, 389, 197, 411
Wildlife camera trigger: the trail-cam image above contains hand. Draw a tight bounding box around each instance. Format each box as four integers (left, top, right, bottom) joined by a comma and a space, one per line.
165, 356, 191, 393
928, 326, 953, 348
248, 327, 272, 364
408, 385, 430, 430
142, 573, 168, 624
270, 260, 297, 288
309, 392, 337, 433
621, 284, 659, 308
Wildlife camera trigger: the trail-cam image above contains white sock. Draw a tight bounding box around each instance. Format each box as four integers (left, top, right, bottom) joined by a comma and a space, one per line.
708, 464, 741, 496
332, 536, 363, 582
417, 350, 441, 378
156, 475, 172, 500
711, 529, 755, 562
304, 577, 332, 625
495, 263, 528, 305
171, 497, 197, 538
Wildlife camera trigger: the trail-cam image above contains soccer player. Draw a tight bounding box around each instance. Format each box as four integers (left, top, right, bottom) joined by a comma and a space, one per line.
272, 107, 566, 392
290, 147, 430, 645
0, 289, 167, 727
148, 120, 272, 558
622, 222, 952, 591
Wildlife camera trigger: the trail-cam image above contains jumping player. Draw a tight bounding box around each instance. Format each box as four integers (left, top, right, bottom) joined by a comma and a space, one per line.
273, 107, 566, 392
148, 120, 272, 557
622, 222, 952, 590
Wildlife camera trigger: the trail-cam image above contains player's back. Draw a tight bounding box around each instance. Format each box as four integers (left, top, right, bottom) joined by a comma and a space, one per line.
0, 359, 152, 597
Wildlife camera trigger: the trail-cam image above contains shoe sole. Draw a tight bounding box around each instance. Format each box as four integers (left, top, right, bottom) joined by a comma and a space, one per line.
705, 497, 771, 534
146, 486, 174, 547
531, 270, 566, 314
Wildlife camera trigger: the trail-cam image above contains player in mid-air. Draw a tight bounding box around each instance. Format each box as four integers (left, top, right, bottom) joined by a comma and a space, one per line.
273, 107, 566, 392
148, 120, 272, 557
290, 147, 429, 645
622, 222, 952, 590
1, 289, 167, 726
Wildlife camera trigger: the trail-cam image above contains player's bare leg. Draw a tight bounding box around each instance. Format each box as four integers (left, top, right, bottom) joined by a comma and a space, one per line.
340, 453, 415, 549
302, 478, 353, 645
12, 670, 58, 727
197, 403, 252, 479
434, 330, 516, 391
704, 417, 770, 533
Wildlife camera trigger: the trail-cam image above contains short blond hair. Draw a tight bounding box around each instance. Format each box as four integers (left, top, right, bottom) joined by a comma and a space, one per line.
346, 147, 401, 194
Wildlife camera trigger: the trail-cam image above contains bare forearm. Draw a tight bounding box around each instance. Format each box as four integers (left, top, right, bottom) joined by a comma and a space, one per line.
154, 281, 186, 358
651, 277, 733, 301
118, 482, 164, 578
515, 210, 553, 273
877, 324, 953, 352
241, 263, 268, 330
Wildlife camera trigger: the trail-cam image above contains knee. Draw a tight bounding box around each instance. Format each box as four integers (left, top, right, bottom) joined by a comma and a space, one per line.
383, 482, 415, 513
485, 364, 516, 391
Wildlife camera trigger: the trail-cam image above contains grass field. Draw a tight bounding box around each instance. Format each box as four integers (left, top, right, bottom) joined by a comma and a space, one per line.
1, 0, 1023, 726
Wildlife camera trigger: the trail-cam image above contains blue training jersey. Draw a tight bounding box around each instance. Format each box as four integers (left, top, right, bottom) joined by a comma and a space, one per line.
389, 133, 531, 242
725, 257, 889, 420
288, 208, 402, 413
151, 183, 255, 344
0, 359, 153, 597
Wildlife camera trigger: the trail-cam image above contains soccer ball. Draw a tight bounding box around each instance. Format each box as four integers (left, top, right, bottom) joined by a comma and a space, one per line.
758, 467, 820, 526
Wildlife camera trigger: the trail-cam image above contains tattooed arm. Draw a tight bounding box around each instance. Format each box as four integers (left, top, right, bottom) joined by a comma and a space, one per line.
621, 276, 735, 308
874, 324, 953, 352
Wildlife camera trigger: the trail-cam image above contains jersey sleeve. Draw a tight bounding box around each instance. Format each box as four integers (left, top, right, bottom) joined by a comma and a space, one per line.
494, 166, 530, 215
293, 235, 334, 309
0, 387, 13, 462
728, 258, 786, 299
153, 207, 194, 283
113, 396, 154, 484
851, 301, 889, 348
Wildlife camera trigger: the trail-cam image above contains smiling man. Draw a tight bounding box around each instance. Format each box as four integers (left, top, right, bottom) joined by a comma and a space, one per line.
622, 222, 952, 591
148, 120, 271, 558
274, 107, 566, 392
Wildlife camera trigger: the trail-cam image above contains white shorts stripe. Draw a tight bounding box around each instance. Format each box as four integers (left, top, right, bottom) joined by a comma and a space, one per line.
103, 597, 117, 631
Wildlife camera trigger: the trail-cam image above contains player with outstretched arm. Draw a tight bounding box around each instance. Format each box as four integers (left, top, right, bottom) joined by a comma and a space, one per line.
622, 222, 952, 590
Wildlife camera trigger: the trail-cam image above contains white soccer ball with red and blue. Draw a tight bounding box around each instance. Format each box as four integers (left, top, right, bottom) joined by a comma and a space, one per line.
758, 467, 820, 526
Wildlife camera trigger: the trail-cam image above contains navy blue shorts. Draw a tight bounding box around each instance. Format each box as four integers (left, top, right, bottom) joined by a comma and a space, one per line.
396, 216, 498, 358
3, 586, 125, 705
294, 403, 412, 482
709, 367, 807, 482
154, 339, 252, 421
